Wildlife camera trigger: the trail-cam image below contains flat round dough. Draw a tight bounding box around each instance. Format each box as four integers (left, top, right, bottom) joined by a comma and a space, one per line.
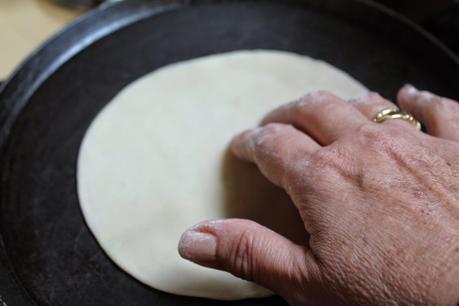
77, 50, 367, 300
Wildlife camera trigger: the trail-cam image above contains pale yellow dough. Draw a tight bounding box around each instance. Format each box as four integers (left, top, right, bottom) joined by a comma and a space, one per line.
77, 50, 367, 300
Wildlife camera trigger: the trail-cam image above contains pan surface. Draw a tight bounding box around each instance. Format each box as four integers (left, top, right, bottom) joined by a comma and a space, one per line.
0, 0, 458, 305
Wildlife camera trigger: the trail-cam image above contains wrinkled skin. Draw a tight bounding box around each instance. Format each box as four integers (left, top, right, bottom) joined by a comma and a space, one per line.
178, 85, 459, 305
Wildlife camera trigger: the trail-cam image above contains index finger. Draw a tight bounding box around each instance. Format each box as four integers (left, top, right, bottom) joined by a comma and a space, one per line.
231, 123, 320, 190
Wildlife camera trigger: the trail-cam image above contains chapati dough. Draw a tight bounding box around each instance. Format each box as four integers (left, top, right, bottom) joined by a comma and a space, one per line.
77, 50, 367, 300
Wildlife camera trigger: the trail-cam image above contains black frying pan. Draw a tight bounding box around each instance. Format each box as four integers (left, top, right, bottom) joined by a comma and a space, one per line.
1, 0, 458, 305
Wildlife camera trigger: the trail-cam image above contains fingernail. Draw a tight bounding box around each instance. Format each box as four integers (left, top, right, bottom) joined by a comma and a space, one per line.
178, 230, 217, 263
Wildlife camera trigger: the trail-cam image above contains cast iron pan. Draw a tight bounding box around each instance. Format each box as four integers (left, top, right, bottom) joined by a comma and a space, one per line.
0, 0, 458, 305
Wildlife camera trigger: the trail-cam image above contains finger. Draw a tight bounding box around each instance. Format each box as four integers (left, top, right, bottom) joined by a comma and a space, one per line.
398, 84, 459, 141
349, 92, 417, 130
260, 90, 368, 145
178, 219, 319, 301
230, 123, 320, 189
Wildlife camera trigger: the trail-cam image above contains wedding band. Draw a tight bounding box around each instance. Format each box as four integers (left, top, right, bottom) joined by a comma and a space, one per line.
373, 108, 422, 130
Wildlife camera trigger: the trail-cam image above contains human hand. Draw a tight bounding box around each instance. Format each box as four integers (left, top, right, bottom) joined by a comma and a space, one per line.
178, 85, 459, 305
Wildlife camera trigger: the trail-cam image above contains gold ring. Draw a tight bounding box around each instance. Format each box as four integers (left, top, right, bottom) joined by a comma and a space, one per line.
373, 108, 422, 130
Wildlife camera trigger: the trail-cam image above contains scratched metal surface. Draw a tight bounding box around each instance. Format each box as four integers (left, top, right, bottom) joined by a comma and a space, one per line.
0, 0, 458, 305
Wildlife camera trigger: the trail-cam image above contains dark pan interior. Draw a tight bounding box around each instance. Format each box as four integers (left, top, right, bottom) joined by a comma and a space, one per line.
0, 0, 458, 305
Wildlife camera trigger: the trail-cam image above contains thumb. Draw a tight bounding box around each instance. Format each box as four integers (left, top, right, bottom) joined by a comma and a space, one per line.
178, 219, 319, 301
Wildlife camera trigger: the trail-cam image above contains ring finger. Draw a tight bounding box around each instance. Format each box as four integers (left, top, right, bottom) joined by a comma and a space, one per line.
231, 123, 320, 190
349, 92, 420, 131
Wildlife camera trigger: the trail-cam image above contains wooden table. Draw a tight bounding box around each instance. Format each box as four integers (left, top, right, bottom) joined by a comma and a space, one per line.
0, 0, 81, 79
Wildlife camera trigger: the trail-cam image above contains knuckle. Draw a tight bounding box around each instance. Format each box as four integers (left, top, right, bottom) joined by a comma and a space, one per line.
297, 90, 334, 107
319, 100, 338, 115
251, 124, 280, 147
295, 91, 337, 121
313, 89, 334, 99
252, 124, 289, 157
356, 123, 395, 146
230, 229, 256, 280
261, 122, 286, 135
357, 123, 385, 138
355, 124, 413, 158
309, 147, 342, 171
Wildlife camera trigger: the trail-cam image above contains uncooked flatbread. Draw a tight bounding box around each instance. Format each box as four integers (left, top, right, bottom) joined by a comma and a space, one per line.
77, 50, 367, 300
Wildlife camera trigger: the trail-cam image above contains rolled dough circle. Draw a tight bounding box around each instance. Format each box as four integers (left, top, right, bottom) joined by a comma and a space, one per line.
77, 50, 367, 300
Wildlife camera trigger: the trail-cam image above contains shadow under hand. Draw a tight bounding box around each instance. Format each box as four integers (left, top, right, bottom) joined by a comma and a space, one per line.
221, 150, 309, 246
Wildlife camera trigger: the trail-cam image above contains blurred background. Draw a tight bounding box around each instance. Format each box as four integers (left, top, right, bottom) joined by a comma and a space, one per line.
0, 0, 458, 80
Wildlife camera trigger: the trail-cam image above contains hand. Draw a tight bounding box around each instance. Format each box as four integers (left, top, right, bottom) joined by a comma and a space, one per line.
178, 85, 459, 305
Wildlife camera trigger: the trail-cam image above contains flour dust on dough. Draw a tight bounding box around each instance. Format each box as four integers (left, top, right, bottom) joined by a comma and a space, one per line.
77, 50, 367, 300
